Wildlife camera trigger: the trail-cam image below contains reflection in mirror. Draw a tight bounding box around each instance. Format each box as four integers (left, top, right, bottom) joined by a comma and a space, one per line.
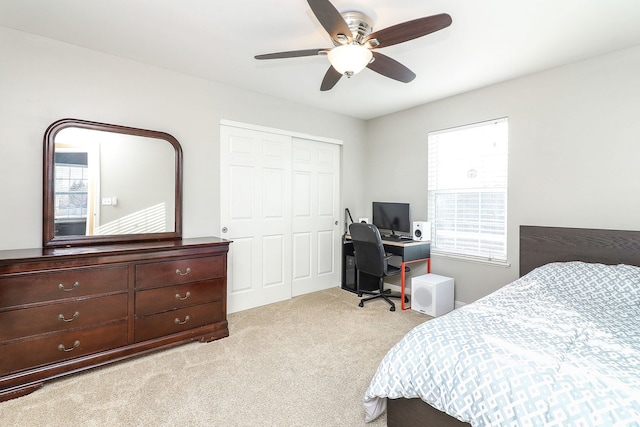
44, 119, 182, 247
54, 128, 176, 236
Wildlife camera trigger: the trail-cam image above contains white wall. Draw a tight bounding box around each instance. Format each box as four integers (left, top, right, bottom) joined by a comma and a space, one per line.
0, 26, 367, 250
4, 25, 639, 305
365, 44, 640, 303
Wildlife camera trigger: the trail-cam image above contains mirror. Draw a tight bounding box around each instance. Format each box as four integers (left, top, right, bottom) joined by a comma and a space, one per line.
43, 118, 182, 247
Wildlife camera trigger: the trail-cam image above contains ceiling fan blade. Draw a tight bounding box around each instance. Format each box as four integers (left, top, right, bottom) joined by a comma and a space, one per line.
307, 0, 352, 44
255, 49, 326, 60
367, 52, 416, 83
364, 13, 452, 49
320, 66, 342, 91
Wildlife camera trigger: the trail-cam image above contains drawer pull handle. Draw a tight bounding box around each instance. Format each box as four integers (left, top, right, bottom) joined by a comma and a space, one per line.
58, 281, 80, 292
174, 315, 190, 325
175, 267, 191, 276
58, 340, 80, 352
175, 291, 191, 301
58, 311, 80, 322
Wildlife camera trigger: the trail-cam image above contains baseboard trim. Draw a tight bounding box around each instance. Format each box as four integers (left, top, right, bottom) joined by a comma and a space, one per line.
384, 282, 466, 310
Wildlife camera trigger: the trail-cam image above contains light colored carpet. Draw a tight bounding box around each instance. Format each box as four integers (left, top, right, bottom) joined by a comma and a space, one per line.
1, 287, 429, 426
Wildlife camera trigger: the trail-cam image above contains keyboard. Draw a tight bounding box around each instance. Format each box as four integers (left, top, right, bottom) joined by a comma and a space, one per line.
383, 235, 413, 242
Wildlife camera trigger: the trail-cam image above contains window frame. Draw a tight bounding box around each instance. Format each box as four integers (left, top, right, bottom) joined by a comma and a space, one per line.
427, 117, 509, 264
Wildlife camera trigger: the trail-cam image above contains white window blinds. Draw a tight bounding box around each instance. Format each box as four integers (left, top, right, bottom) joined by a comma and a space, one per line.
428, 118, 508, 262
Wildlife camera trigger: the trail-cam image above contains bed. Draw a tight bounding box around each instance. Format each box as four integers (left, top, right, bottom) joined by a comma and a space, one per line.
364, 225, 640, 426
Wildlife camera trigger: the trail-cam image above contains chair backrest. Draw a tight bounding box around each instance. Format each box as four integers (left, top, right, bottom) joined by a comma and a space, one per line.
349, 223, 386, 277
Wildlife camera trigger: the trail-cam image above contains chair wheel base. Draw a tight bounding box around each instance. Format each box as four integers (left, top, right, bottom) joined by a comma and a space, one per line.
390, 306, 395, 312
358, 301, 364, 307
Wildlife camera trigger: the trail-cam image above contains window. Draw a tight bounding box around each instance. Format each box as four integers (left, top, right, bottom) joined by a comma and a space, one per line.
428, 118, 508, 262
54, 152, 89, 221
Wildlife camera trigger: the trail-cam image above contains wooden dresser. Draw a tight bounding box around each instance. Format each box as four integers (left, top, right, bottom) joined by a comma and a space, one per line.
0, 236, 230, 401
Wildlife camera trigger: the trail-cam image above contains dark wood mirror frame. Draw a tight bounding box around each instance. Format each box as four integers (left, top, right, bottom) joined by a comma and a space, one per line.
43, 118, 183, 247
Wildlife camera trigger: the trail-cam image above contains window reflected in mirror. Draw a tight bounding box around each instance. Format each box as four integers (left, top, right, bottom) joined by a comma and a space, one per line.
54, 151, 90, 236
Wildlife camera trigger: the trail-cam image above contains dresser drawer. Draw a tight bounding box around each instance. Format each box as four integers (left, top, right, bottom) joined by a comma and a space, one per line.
0, 294, 128, 342
135, 256, 224, 289
135, 301, 224, 342
0, 266, 128, 309
0, 321, 128, 376
135, 279, 224, 317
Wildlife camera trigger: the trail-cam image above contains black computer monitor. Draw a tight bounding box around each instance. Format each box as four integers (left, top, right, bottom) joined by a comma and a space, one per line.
372, 202, 411, 236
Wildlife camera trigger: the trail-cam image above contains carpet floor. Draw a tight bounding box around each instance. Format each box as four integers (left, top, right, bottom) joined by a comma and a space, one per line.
0, 287, 429, 426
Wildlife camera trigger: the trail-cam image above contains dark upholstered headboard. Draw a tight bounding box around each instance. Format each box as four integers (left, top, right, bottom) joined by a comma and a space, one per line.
520, 225, 640, 277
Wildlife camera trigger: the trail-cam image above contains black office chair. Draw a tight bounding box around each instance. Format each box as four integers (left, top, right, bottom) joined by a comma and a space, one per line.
349, 222, 404, 311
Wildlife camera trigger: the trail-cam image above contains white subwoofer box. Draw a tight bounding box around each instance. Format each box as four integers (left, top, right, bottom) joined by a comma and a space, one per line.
412, 221, 431, 241
411, 274, 454, 317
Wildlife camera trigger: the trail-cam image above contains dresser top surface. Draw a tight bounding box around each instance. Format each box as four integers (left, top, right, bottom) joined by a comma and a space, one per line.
0, 236, 231, 264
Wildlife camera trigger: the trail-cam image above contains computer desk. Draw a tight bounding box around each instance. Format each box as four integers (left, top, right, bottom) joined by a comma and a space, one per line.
342, 237, 431, 310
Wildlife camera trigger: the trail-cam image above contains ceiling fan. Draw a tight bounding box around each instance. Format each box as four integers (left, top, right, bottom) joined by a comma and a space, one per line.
254, 0, 452, 91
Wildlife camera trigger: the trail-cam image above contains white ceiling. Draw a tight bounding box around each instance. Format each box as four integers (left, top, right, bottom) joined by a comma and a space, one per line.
2, 0, 640, 120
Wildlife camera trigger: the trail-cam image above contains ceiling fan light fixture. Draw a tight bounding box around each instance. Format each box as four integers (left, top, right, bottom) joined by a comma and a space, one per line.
327, 44, 372, 77
255, 1, 453, 91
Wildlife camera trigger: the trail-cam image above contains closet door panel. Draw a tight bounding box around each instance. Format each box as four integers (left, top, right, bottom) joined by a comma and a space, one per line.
221, 126, 292, 313
291, 138, 340, 297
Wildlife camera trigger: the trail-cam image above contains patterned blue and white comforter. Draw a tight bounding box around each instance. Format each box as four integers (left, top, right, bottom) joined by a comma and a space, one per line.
364, 262, 640, 426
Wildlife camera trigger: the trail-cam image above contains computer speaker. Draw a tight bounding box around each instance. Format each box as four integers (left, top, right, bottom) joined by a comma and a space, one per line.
412, 221, 431, 241
358, 217, 369, 224
411, 274, 454, 317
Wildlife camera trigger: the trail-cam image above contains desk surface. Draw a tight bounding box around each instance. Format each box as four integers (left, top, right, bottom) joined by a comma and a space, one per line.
344, 234, 431, 247
344, 235, 430, 262
380, 238, 431, 248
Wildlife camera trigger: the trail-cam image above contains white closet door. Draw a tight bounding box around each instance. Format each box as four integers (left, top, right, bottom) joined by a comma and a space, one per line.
220, 125, 292, 313
291, 138, 341, 296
